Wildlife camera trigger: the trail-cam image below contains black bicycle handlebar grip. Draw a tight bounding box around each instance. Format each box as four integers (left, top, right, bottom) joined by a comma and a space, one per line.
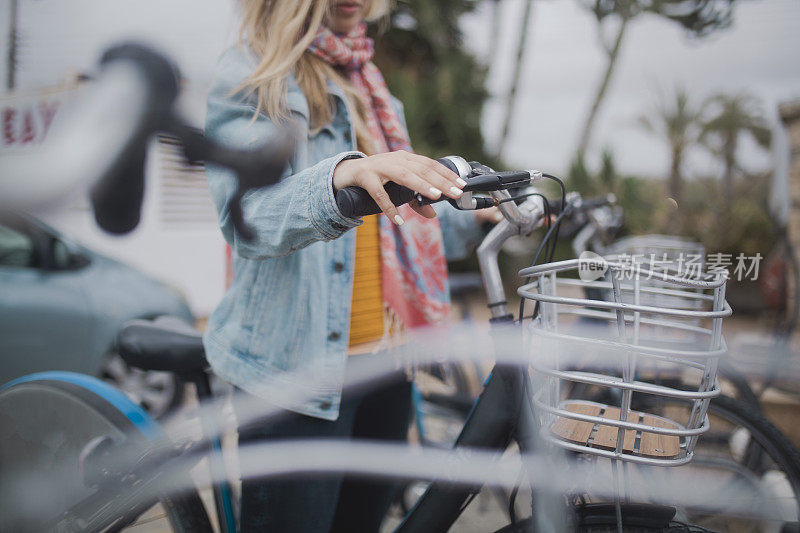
336, 182, 416, 218
100, 43, 179, 118
91, 43, 180, 234
90, 143, 146, 234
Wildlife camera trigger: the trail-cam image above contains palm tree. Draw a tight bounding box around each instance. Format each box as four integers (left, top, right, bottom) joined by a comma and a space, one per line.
495, 0, 535, 160
639, 88, 701, 204
700, 93, 772, 211
576, 0, 738, 159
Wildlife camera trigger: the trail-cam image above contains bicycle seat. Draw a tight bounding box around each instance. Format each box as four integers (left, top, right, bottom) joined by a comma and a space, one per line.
117, 316, 207, 374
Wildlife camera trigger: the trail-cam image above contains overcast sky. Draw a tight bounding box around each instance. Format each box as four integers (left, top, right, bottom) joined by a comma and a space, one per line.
3, 0, 799, 178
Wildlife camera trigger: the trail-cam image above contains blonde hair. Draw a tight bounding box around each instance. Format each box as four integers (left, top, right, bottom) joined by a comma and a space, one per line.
237, 0, 392, 154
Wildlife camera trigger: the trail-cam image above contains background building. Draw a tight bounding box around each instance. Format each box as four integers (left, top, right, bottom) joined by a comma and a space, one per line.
779, 99, 800, 345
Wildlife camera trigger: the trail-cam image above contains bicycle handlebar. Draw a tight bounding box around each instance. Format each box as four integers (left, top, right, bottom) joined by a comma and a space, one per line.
335, 181, 418, 218
1, 46, 164, 215
335, 156, 470, 217
88, 44, 179, 234
334, 156, 540, 220
0, 42, 292, 241
548, 193, 616, 215
92, 44, 292, 239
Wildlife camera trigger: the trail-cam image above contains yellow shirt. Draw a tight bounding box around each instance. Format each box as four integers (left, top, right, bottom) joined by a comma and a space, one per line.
348, 215, 384, 352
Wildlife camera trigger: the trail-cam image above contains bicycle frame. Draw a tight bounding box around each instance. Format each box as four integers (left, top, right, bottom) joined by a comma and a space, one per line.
396, 190, 548, 532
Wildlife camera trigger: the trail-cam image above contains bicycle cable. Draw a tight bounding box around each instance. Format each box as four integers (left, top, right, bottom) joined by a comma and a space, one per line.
517, 173, 568, 325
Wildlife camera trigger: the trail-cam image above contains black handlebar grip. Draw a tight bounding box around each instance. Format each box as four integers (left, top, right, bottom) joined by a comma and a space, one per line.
91, 43, 180, 235
90, 142, 146, 234
336, 182, 416, 218
100, 43, 179, 118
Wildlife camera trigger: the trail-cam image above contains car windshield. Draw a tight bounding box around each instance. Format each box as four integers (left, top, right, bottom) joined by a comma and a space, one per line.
0, 224, 34, 268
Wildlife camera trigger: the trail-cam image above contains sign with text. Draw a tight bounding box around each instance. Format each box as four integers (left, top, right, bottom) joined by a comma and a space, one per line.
0, 85, 79, 153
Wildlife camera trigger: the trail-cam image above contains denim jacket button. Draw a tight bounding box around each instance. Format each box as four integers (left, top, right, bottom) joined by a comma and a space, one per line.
333, 261, 345, 272
328, 331, 341, 341
320, 401, 332, 410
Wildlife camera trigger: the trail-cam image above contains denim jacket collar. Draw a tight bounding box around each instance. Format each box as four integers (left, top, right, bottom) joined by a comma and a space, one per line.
285, 70, 351, 124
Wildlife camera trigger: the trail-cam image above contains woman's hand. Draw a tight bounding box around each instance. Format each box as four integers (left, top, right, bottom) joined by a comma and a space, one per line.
474, 207, 504, 224
332, 150, 467, 225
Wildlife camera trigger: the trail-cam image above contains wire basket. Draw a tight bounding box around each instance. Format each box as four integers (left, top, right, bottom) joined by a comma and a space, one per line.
603, 234, 706, 312
605, 234, 705, 261
518, 256, 730, 466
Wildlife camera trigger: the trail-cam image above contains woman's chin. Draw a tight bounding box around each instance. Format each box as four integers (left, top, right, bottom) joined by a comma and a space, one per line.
327, 16, 362, 35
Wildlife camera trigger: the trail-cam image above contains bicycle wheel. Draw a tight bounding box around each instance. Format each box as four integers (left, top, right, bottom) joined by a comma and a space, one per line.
0, 372, 212, 532
593, 394, 800, 531
544, 381, 800, 530
676, 394, 800, 530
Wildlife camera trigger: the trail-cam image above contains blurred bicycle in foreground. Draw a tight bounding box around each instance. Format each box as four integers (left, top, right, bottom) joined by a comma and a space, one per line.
1, 43, 799, 533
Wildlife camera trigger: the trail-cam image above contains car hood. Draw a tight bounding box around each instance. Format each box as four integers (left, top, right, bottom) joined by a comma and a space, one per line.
84, 251, 193, 322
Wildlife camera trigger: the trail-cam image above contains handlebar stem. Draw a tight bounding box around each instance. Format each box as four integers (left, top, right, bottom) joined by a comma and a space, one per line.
477, 196, 544, 318
491, 189, 542, 232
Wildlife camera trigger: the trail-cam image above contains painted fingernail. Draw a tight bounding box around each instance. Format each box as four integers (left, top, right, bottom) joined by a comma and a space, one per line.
394, 214, 405, 226
494, 212, 504, 222
456, 178, 467, 187
450, 187, 463, 197
429, 187, 442, 198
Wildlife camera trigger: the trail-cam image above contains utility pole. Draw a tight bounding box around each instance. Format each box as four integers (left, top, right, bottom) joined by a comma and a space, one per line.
6, 0, 18, 90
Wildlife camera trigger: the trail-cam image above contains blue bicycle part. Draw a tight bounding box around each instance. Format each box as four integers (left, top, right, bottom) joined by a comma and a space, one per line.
0, 371, 212, 532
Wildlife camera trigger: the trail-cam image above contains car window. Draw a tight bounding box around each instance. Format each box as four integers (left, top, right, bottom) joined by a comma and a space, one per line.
0, 224, 35, 268
53, 240, 70, 268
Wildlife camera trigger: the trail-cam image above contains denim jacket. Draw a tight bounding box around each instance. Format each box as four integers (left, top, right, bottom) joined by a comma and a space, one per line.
203, 46, 482, 420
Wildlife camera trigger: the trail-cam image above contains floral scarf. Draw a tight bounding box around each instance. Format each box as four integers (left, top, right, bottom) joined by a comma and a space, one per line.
308, 23, 450, 328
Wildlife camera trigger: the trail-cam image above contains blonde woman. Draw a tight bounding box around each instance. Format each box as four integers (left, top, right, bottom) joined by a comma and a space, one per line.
204, 1, 494, 530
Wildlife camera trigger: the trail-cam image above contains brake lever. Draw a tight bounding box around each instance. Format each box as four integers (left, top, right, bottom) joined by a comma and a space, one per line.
413, 171, 541, 210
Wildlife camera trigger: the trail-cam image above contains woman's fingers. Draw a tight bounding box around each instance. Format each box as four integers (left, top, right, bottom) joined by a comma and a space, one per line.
360, 173, 404, 225
400, 151, 464, 185
377, 159, 462, 201
474, 206, 504, 224
398, 152, 466, 199
410, 200, 437, 219
333, 151, 468, 224
381, 165, 446, 201
400, 160, 464, 200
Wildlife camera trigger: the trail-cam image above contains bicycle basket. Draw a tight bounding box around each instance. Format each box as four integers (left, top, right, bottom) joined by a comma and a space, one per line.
603, 234, 706, 312
518, 256, 730, 466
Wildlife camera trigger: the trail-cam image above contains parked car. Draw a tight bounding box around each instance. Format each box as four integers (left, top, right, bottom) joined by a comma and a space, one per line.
0, 212, 194, 417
